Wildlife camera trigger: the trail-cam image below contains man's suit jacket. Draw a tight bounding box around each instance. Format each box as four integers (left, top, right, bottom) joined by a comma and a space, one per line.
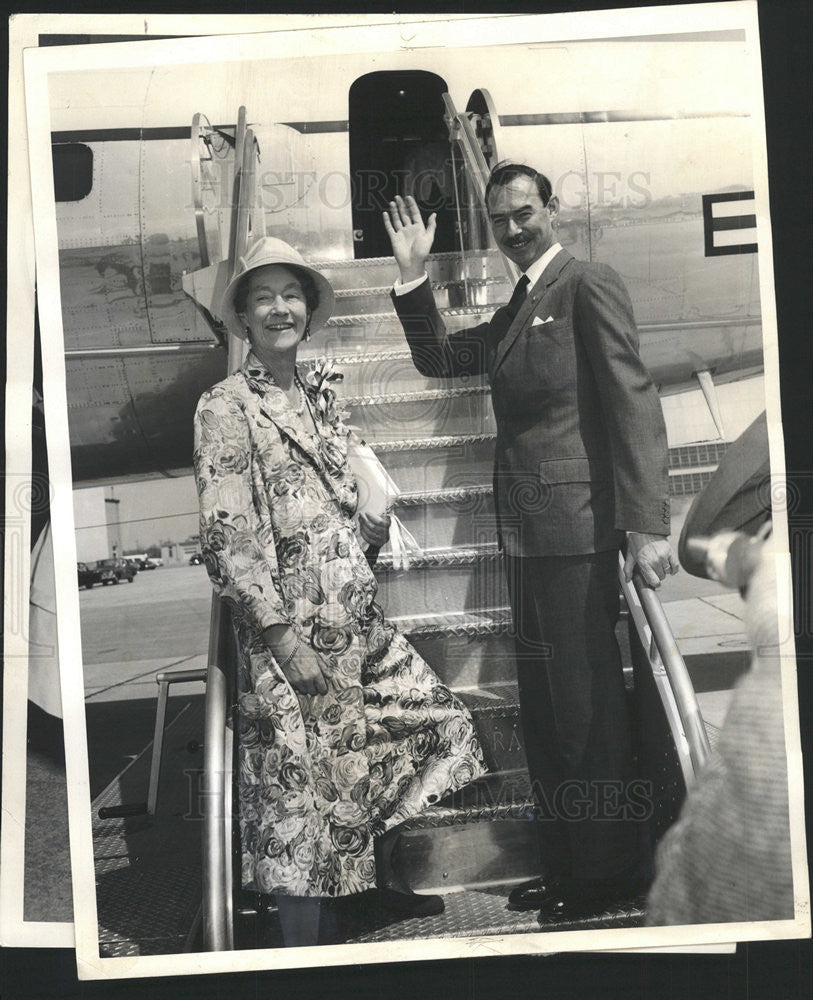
392, 249, 670, 557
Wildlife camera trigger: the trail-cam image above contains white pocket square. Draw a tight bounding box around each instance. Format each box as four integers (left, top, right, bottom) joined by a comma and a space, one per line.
531, 315, 556, 326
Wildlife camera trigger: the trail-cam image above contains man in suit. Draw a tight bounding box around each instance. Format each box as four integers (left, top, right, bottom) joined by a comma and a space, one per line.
383, 162, 678, 920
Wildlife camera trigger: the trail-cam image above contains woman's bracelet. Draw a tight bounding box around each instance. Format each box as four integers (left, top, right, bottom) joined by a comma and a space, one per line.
276, 634, 301, 670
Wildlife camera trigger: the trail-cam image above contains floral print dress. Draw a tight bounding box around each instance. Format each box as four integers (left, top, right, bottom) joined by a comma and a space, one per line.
193, 352, 486, 898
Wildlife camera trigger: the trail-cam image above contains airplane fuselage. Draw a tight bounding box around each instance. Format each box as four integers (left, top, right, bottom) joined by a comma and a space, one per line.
51, 33, 762, 483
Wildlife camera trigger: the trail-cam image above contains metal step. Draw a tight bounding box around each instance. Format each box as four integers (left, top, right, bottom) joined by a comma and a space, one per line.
378, 434, 727, 476
392, 474, 714, 552
317, 304, 494, 355
371, 433, 495, 493
394, 486, 497, 550
310, 248, 504, 292
393, 818, 540, 895
294, 352, 728, 501
346, 385, 496, 439
240, 883, 646, 948
387, 674, 719, 898
347, 885, 646, 941
300, 347, 442, 397
331, 275, 510, 316
404, 613, 515, 689
299, 347, 488, 399
374, 543, 507, 619
397, 604, 641, 689
440, 767, 532, 812
456, 685, 525, 773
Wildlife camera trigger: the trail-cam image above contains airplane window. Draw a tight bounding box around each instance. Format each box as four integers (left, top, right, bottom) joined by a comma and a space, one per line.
149, 262, 173, 296
52, 143, 93, 202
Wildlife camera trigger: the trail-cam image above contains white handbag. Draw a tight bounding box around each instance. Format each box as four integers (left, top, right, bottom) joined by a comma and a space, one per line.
346, 435, 422, 570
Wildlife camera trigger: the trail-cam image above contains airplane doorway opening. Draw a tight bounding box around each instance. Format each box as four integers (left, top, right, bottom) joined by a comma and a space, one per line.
349, 71, 458, 259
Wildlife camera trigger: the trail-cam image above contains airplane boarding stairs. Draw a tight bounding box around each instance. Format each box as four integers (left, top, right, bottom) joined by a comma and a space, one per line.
86, 249, 728, 955
85, 101, 726, 954
282, 250, 702, 923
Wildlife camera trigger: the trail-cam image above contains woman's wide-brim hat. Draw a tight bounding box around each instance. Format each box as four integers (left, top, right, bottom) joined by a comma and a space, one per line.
219, 237, 335, 340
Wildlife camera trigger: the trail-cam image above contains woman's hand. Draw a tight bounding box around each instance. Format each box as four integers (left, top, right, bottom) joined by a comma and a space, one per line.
279, 644, 331, 697
359, 512, 391, 549
382, 195, 436, 284
260, 625, 331, 696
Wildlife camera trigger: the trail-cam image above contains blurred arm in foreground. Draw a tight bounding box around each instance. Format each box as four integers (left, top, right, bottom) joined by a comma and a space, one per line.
647, 411, 795, 923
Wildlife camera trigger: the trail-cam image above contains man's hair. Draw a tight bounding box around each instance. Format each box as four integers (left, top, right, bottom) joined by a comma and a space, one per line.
233, 265, 319, 317
485, 162, 553, 208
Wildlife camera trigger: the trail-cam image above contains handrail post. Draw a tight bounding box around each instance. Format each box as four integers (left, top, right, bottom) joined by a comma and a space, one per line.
202, 594, 235, 951
147, 668, 208, 816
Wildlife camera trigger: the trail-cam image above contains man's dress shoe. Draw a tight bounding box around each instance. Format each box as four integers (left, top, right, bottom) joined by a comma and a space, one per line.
507, 875, 566, 912
536, 872, 648, 924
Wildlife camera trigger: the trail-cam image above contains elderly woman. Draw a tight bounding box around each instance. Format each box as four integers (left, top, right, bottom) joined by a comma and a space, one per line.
193, 238, 486, 946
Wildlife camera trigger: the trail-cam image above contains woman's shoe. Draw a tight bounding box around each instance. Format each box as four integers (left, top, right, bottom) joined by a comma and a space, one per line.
374, 887, 445, 919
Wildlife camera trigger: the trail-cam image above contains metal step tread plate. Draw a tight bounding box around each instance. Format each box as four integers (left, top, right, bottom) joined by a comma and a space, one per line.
391, 683, 722, 833
397, 484, 493, 507
393, 476, 719, 504
326, 304, 494, 328
375, 541, 500, 572
371, 431, 496, 451
309, 248, 502, 271
345, 384, 490, 407
91, 698, 205, 957
342, 887, 647, 943
333, 275, 508, 299
369, 431, 727, 475
401, 767, 533, 833
398, 606, 513, 640
455, 681, 520, 715
243, 885, 646, 949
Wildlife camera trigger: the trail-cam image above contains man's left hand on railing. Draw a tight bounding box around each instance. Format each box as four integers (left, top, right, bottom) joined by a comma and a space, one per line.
625, 531, 680, 588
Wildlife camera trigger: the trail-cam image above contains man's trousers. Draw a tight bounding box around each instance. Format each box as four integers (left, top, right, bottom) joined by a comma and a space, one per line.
504, 549, 643, 880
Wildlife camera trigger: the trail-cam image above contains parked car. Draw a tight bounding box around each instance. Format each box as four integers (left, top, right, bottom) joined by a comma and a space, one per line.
97, 557, 138, 584
188, 553, 203, 565
123, 557, 141, 573
140, 557, 163, 569
77, 561, 101, 589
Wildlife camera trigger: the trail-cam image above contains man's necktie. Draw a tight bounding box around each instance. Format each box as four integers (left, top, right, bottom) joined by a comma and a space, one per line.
504, 274, 530, 322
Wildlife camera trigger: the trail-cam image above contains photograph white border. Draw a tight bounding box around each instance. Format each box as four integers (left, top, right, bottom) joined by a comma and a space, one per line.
19, 2, 809, 979
2, 12, 69, 950
0, 7, 739, 960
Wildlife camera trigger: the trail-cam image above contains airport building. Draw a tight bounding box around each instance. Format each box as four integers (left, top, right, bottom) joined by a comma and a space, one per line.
73, 487, 119, 562
161, 536, 201, 565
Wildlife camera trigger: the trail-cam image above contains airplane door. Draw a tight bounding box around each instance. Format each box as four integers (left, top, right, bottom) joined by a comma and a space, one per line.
348, 70, 457, 259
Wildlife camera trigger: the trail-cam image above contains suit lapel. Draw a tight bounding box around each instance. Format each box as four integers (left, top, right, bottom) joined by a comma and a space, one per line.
491, 249, 573, 378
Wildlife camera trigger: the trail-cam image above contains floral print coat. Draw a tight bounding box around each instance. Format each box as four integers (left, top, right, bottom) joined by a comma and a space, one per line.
193, 352, 486, 897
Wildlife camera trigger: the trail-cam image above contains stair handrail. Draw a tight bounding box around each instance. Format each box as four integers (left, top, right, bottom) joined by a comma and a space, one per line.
199, 106, 255, 952
202, 595, 235, 951
201, 325, 247, 952
618, 552, 712, 783
442, 92, 521, 288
